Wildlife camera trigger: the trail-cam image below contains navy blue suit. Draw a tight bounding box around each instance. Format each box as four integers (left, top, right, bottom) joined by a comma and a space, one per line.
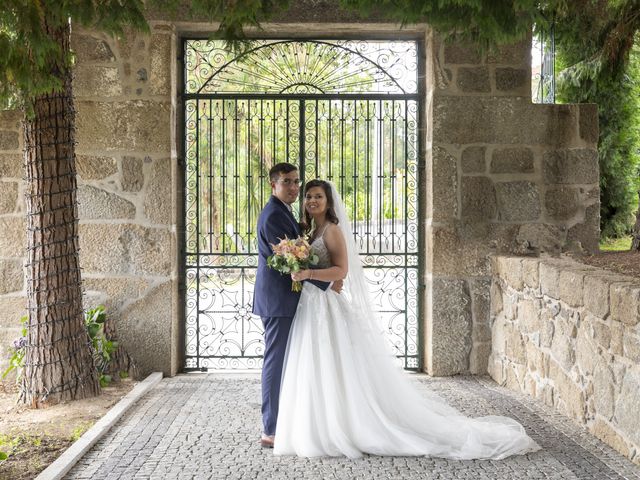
253, 195, 329, 435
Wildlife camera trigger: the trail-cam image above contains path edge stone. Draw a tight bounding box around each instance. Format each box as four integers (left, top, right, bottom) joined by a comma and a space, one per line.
35, 371, 163, 480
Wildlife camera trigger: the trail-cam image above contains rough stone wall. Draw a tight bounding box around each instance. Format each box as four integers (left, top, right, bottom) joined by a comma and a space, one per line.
0, 23, 178, 378
427, 36, 600, 376
72, 24, 177, 377
490, 255, 640, 464
0, 9, 600, 379
0, 110, 25, 372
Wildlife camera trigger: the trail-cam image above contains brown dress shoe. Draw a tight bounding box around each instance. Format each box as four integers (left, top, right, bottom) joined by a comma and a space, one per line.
260, 434, 275, 448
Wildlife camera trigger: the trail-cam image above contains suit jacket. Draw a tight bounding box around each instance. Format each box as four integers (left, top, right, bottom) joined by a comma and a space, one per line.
252, 195, 329, 317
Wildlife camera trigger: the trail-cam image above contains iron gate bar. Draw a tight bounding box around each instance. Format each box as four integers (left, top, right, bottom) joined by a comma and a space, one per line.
182, 39, 421, 371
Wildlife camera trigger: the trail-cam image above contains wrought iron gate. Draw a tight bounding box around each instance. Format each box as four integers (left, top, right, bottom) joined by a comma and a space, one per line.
182, 39, 421, 370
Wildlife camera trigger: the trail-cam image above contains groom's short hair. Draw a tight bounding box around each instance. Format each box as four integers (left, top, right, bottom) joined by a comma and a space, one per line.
269, 162, 298, 182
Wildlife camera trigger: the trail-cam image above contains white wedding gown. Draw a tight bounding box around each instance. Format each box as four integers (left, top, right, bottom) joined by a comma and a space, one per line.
274, 233, 540, 460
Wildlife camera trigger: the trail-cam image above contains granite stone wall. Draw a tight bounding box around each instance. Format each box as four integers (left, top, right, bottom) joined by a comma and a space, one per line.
0, 6, 600, 379
426, 35, 599, 376
490, 255, 640, 464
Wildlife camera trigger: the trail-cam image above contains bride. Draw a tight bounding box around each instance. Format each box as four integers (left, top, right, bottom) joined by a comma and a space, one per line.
273, 179, 540, 460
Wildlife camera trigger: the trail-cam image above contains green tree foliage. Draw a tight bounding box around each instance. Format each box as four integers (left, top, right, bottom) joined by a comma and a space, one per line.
0, 1, 149, 111
553, 1, 640, 238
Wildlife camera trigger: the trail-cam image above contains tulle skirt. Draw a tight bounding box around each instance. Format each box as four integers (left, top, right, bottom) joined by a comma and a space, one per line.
273, 283, 540, 460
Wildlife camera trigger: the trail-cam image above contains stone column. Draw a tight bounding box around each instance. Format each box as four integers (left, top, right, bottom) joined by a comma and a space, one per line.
426, 35, 599, 375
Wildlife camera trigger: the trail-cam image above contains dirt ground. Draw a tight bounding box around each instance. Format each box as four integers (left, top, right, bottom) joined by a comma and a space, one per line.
0, 380, 135, 480
569, 250, 640, 278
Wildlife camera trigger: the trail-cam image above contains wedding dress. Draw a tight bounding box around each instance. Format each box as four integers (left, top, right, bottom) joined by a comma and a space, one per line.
274, 183, 540, 460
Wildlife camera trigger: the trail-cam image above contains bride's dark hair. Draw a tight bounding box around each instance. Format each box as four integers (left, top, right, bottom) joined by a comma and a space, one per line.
300, 180, 339, 236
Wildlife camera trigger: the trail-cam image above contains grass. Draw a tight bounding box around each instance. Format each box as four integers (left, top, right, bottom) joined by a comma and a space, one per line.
599, 236, 633, 251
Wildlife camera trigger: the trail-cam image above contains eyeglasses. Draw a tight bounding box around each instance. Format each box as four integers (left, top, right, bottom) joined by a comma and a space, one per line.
276, 178, 301, 186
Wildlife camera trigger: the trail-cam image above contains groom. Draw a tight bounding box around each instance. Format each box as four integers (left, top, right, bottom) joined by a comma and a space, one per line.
253, 162, 341, 448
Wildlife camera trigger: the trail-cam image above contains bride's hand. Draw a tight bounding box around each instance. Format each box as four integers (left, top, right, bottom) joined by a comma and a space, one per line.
291, 270, 310, 282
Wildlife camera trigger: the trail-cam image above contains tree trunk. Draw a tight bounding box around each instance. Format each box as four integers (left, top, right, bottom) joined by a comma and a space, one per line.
20, 20, 100, 406
633, 191, 640, 251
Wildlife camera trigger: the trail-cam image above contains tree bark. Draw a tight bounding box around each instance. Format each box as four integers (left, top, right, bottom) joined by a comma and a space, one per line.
632, 191, 640, 251
20, 20, 100, 406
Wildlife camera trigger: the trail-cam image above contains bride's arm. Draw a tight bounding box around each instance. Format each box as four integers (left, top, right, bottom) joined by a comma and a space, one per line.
291, 224, 348, 283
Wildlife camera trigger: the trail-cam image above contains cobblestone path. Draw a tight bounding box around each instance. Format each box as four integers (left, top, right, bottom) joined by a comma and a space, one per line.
66, 374, 640, 479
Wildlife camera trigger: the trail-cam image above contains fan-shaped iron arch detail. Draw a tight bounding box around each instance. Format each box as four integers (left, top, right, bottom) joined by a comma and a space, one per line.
185, 40, 417, 95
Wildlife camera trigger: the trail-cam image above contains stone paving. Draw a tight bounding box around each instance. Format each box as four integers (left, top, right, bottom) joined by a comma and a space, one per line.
66, 373, 640, 480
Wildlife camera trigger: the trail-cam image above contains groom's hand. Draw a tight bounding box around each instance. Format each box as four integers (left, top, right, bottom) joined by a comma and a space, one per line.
331, 279, 343, 294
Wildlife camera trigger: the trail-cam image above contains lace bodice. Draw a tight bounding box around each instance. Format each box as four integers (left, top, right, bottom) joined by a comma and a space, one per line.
311, 237, 332, 268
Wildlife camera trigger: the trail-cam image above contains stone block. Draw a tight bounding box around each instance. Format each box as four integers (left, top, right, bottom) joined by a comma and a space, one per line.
0, 181, 18, 214
0, 258, 23, 294
456, 67, 490, 93
83, 277, 151, 312
550, 316, 576, 370
593, 361, 615, 421
583, 273, 625, 319
0, 295, 26, 328
118, 281, 172, 376
521, 257, 540, 289
71, 33, 116, 63
488, 354, 506, 385
495, 181, 541, 222
79, 223, 171, 276
461, 146, 485, 173
579, 103, 599, 144
0, 130, 19, 150
78, 185, 136, 219
549, 360, 585, 422
469, 342, 491, 374
615, 366, 640, 445
432, 226, 491, 276
76, 155, 118, 180
623, 331, 640, 363
567, 203, 600, 254
461, 176, 496, 221
590, 418, 630, 458
144, 157, 172, 225
490, 279, 503, 317
73, 65, 122, 97
545, 186, 580, 221
503, 256, 524, 290
470, 278, 491, 338
0, 217, 26, 257
516, 223, 565, 254
444, 42, 481, 64
0, 153, 22, 178
505, 325, 526, 364
0, 110, 22, 130
575, 324, 599, 375
558, 269, 586, 308
543, 149, 599, 185
76, 100, 171, 153
433, 96, 579, 146
495, 68, 529, 93
431, 147, 457, 221
122, 156, 145, 192
505, 363, 525, 391
610, 322, 623, 355
490, 147, 534, 174
539, 260, 562, 299
610, 282, 640, 326
486, 40, 529, 65
431, 278, 472, 375
150, 33, 172, 96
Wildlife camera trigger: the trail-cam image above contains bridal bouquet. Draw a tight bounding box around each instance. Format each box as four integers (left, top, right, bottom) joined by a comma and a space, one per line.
267, 236, 319, 292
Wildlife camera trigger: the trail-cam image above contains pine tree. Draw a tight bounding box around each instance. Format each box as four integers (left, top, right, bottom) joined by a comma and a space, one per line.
0, 1, 148, 406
